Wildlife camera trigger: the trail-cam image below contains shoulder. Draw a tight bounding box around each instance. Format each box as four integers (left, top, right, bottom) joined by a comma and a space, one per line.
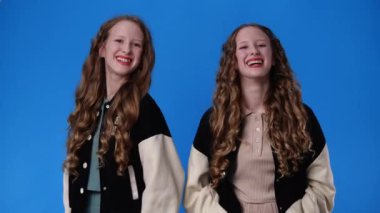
193, 108, 213, 158
139, 93, 166, 122
140, 93, 159, 111
131, 93, 171, 142
303, 103, 326, 158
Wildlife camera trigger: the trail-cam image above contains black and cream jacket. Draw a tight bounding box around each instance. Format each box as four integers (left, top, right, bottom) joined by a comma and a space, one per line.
64, 94, 184, 213
184, 105, 335, 213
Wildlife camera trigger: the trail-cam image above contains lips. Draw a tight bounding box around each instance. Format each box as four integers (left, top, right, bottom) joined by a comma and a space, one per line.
116, 55, 132, 65
246, 57, 263, 67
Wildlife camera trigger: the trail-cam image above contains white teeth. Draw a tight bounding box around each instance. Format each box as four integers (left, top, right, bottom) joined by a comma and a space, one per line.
247, 59, 263, 66
116, 57, 131, 63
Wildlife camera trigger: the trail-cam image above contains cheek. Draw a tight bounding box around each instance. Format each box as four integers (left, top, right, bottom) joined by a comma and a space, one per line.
235, 52, 245, 63
265, 50, 273, 65
134, 51, 143, 65
269, 53, 274, 66
236, 59, 245, 71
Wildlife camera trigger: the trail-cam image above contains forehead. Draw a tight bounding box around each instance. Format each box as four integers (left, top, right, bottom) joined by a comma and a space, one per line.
108, 20, 143, 39
235, 26, 270, 43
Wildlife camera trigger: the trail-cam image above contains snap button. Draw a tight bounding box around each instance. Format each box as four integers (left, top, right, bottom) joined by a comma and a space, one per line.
87, 135, 92, 141
82, 162, 88, 169
80, 188, 84, 194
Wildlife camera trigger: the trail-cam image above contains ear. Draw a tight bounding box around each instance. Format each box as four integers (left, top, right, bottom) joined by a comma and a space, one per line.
99, 43, 105, 57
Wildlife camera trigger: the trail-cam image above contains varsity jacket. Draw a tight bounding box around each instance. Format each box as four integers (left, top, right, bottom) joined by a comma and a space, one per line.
63, 94, 184, 213
184, 105, 335, 213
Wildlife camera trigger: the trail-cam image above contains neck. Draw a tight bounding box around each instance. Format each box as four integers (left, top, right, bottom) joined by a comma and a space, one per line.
240, 77, 269, 114
106, 72, 127, 101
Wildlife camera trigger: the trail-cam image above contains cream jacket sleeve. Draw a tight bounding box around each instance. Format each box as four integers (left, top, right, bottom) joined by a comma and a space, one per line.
63, 171, 71, 213
139, 134, 184, 213
184, 145, 227, 213
286, 145, 335, 213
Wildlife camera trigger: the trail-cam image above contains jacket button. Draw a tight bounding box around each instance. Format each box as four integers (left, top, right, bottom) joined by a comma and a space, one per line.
82, 162, 88, 169
87, 135, 92, 141
103, 186, 107, 191
80, 188, 84, 194
105, 104, 110, 109
279, 206, 283, 211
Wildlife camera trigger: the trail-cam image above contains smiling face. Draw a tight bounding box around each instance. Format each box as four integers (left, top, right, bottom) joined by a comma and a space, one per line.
99, 20, 144, 80
235, 26, 273, 81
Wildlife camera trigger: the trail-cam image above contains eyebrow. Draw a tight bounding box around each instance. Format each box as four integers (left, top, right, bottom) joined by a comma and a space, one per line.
237, 41, 248, 45
255, 39, 268, 43
113, 35, 143, 42
237, 39, 268, 45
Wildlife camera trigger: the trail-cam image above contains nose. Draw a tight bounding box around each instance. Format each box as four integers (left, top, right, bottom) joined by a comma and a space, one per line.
121, 43, 131, 54
249, 46, 260, 56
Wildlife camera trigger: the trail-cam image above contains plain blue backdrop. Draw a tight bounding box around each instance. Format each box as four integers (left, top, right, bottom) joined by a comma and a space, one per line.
1, 0, 379, 212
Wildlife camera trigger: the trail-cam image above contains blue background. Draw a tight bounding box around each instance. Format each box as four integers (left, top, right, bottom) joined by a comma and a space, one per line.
1, 0, 379, 212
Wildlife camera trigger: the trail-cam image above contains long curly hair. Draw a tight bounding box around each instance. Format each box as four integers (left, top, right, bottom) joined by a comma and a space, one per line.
64, 15, 155, 176
210, 23, 311, 187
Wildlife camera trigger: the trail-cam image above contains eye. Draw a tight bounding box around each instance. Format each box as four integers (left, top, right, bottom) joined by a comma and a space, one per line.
238, 45, 248, 50
114, 39, 123, 43
258, 43, 267, 48
133, 42, 142, 48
